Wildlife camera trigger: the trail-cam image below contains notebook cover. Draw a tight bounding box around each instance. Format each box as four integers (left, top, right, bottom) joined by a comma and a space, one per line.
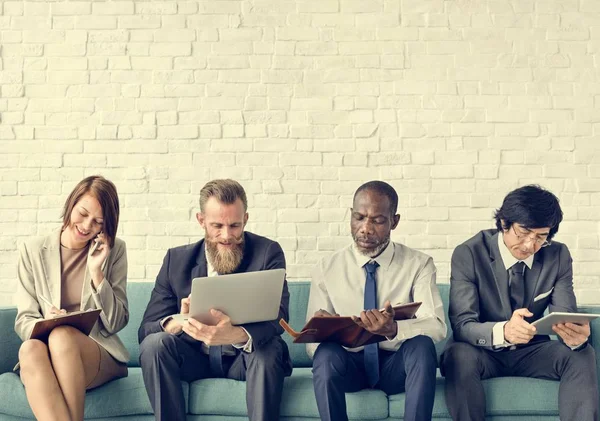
280, 302, 421, 348
30, 309, 102, 342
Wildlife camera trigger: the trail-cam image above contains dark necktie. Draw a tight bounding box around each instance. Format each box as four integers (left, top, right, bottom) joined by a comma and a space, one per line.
363, 261, 380, 388
209, 345, 224, 377
509, 261, 526, 311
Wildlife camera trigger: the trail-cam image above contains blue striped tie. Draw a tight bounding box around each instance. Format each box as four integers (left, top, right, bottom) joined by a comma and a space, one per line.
364, 261, 380, 387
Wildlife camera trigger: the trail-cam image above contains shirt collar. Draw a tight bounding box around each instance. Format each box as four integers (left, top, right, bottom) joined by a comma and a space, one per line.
498, 231, 533, 270
352, 239, 394, 269
204, 247, 219, 277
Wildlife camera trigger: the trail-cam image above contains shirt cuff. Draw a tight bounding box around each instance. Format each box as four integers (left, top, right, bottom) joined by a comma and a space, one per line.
160, 316, 171, 331
160, 315, 183, 335
232, 327, 253, 353
385, 321, 399, 341
493, 321, 511, 348
568, 341, 587, 351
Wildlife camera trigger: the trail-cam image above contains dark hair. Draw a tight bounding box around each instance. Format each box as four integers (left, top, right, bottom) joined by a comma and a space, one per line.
353, 180, 399, 216
61, 176, 120, 248
199, 179, 248, 212
494, 184, 563, 240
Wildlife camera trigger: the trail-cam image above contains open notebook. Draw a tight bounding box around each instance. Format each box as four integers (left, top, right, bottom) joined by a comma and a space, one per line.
280, 302, 421, 348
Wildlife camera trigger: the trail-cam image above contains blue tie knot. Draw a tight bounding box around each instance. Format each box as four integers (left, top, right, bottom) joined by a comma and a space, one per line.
364, 261, 379, 274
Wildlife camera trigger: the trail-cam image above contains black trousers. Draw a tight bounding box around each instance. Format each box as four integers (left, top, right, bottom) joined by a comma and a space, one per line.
441, 340, 599, 421
139, 332, 292, 421
312, 335, 439, 421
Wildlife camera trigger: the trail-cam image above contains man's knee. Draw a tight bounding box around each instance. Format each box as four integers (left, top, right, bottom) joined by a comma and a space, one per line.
559, 343, 597, 376
246, 337, 287, 373
441, 342, 480, 378
312, 342, 348, 379
401, 335, 437, 362
398, 335, 437, 375
139, 332, 178, 364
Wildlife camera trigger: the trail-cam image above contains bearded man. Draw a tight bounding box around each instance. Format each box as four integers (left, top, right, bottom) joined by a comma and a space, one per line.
138, 179, 292, 421
306, 181, 447, 421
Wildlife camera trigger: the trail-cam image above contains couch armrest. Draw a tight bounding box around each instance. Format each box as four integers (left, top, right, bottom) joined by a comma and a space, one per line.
578, 306, 600, 400
0, 307, 21, 374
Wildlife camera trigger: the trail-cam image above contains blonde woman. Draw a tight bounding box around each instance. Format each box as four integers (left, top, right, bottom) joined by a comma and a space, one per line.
15, 175, 129, 421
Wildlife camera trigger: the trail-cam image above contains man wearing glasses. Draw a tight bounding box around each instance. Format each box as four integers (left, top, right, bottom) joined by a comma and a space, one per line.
441, 185, 598, 421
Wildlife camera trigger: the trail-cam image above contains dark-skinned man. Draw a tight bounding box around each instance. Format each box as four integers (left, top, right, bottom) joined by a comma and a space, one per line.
306, 180, 447, 421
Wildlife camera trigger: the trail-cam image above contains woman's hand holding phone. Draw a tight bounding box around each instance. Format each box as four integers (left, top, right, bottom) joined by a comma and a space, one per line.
88, 232, 109, 288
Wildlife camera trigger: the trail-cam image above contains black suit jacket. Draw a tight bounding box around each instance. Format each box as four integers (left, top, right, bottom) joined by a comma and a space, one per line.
138, 231, 290, 353
446, 229, 576, 351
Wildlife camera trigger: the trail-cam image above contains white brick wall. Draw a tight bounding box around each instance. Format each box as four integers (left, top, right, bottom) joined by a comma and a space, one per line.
1, 0, 600, 306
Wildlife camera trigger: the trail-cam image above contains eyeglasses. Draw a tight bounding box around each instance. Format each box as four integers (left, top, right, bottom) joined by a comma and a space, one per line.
511, 225, 551, 248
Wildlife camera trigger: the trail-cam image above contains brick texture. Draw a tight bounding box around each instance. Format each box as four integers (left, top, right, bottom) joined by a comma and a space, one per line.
1, 0, 600, 305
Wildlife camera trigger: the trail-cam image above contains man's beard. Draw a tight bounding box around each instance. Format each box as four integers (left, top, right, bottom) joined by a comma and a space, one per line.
205, 233, 245, 274
353, 234, 390, 258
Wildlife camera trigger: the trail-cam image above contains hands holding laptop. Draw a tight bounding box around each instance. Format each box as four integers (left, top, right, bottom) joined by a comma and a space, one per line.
163, 296, 190, 335
165, 295, 249, 345
183, 309, 249, 345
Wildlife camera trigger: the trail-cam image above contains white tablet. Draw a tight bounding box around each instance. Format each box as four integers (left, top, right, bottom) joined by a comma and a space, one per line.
531, 312, 600, 335
174, 268, 286, 326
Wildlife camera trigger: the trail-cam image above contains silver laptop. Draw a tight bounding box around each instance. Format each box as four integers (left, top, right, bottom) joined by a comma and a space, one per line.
186, 268, 285, 326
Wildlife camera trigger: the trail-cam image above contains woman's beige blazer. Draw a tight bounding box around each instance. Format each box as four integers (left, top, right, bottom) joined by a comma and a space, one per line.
15, 229, 130, 364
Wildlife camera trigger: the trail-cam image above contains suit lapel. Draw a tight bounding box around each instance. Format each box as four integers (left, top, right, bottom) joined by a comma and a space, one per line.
488, 232, 513, 320
191, 240, 208, 281
40, 229, 62, 308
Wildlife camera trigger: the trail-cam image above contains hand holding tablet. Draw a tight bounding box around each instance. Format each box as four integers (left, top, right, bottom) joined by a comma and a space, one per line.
532, 312, 600, 336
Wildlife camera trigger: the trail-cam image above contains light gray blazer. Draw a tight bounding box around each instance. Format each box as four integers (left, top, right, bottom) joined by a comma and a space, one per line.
15, 229, 130, 364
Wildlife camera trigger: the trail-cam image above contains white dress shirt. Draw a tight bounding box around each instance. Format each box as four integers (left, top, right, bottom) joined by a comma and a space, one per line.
306, 240, 447, 358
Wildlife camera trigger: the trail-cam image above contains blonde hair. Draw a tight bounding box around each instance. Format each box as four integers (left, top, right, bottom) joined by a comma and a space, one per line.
199, 179, 247, 212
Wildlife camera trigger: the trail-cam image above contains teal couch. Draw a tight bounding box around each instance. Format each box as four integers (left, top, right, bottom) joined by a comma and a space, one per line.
1, 282, 599, 420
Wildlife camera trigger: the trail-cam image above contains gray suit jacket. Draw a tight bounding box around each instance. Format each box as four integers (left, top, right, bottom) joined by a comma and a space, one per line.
15, 229, 130, 363
446, 229, 576, 351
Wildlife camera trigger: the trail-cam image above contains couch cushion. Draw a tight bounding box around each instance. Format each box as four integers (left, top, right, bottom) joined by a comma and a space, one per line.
0, 368, 188, 419
121, 282, 154, 367
189, 367, 388, 419
286, 282, 313, 368
389, 376, 559, 418
0, 307, 21, 374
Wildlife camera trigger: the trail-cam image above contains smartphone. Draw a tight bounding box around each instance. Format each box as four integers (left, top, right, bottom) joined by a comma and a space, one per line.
90, 232, 102, 254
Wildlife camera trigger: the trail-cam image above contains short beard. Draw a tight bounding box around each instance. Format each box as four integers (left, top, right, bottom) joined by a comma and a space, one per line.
353, 235, 390, 258
205, 234, 245, 274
